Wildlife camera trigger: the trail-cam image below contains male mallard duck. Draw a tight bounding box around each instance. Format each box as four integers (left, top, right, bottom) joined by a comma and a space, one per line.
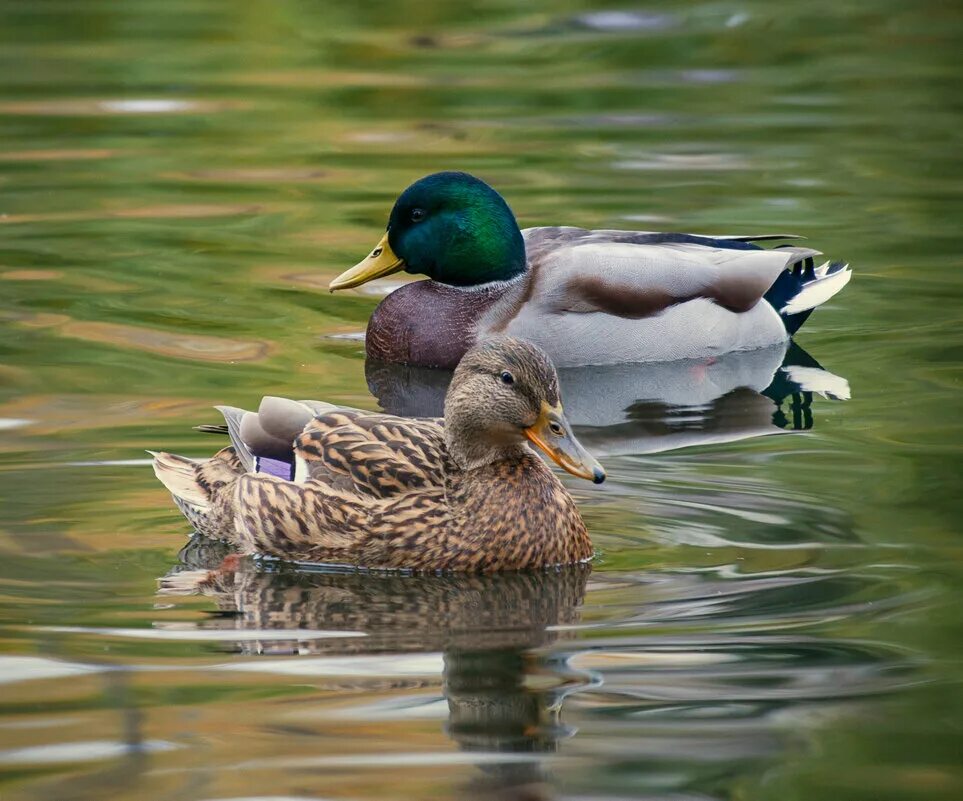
151, 338, 603, 572
330, 171, 851, 368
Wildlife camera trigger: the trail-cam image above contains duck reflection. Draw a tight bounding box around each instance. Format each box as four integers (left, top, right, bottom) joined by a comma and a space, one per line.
165, 544, 590, 799
159, 534, 918, 801
365, 341, 849, 456
170, 545, 588, 655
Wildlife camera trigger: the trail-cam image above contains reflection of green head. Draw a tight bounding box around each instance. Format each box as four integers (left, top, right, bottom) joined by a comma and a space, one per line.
386, 172, 527, 287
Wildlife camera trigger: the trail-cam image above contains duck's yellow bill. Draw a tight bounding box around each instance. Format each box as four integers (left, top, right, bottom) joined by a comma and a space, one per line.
524, 402, 605, 484
329, 234, 405, 291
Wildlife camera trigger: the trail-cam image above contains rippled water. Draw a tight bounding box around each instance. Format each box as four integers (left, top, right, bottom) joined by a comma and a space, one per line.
1, 1, 960, 800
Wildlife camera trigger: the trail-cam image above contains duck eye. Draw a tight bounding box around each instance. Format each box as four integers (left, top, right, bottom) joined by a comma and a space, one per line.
549, 421, 564, 436
499, 371, 515, 386
411, 208, 425, 223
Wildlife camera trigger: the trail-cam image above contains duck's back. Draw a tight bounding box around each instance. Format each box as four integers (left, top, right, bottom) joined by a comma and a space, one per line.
483, 227, 824, 366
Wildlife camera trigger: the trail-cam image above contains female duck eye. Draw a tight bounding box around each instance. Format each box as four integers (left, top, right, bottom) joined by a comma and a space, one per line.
411, 208, 425, 222
499, 371, 514, 386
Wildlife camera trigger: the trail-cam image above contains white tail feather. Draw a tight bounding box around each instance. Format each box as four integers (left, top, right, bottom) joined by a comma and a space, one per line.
157, 569, 215, 596
781, 365, 852, 401
781, 266, 851, 315
149, 450, 209, 507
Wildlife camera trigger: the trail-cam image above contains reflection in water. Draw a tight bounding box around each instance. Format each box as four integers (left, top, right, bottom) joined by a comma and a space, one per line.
152, 545, 918, 800
166, 549, 590, 799
168, 543, 589, 655
367, 342, 849, 455
7, 312, 275, 363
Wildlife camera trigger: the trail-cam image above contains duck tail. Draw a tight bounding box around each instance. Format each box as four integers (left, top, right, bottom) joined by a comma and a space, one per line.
150, 451, 211, 507
150, 446, 245, 535
765, 254, 852, 335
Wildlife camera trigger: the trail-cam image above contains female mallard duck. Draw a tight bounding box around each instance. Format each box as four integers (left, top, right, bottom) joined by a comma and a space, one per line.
330, 171, 851, 368
151, 338, 604, 572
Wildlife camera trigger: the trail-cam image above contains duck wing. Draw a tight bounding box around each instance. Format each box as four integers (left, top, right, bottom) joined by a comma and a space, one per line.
294, 410, 448, 499
225, 470, 451, 566
191, 397, 344, 472
522, 227, 820, 317
191, 398, 447, 500
156, 399, 454, 563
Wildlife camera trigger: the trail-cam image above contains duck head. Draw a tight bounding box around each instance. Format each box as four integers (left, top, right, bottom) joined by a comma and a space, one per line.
330, 171, 527, 290
443, 337, 605, 483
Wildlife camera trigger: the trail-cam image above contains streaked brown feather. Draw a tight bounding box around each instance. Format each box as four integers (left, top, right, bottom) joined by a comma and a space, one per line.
295, 410, 447, 499
152, 340, 595, 572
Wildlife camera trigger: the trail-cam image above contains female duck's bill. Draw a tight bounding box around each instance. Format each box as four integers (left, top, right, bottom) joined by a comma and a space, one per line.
524, 399, 605, 484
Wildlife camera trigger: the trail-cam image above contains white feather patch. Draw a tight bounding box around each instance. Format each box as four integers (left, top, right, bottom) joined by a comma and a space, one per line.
149, 451, 209, 506
782, 365, 852, 400
294, 454, 309, 484
781, 266, 851, 315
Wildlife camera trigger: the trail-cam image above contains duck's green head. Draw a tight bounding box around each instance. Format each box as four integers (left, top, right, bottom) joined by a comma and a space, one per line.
330, 171, 527, 290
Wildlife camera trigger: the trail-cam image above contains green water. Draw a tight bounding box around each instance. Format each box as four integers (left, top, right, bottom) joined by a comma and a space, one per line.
1, 1, 960, 799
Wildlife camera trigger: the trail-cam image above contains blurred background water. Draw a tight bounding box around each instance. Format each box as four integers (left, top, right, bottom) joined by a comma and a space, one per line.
0, 1, 961, 799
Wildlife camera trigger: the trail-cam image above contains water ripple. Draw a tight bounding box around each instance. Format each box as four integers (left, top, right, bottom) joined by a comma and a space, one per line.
0, 98, 240, 116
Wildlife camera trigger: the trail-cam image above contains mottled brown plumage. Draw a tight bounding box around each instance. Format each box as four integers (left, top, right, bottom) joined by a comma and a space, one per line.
152, 338, 603, 572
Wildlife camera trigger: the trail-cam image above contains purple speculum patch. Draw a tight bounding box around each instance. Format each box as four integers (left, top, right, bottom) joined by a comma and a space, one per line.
255, 456, 295, 480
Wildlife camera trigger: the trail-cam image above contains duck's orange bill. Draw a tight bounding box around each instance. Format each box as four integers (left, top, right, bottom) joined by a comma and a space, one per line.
329, 233, 405, 291
524, 402, 605, 484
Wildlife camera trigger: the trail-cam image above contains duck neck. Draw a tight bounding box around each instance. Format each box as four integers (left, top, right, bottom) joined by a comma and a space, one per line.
449, 268, 527, 293
440, 447, 594, 571
444, 428, 529, 473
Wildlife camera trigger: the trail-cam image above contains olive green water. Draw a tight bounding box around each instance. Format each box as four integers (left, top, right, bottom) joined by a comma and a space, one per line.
1, 1, 961, 799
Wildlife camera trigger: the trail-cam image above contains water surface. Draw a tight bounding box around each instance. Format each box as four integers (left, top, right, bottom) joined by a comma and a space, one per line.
1, 1, 961, 800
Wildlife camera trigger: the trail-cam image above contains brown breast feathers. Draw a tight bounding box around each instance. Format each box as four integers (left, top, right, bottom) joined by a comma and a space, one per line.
365, 280, 509, 368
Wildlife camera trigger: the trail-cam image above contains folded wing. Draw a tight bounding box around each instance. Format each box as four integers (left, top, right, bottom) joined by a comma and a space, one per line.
294, 410, 448, 498
534, 236, 820, 318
